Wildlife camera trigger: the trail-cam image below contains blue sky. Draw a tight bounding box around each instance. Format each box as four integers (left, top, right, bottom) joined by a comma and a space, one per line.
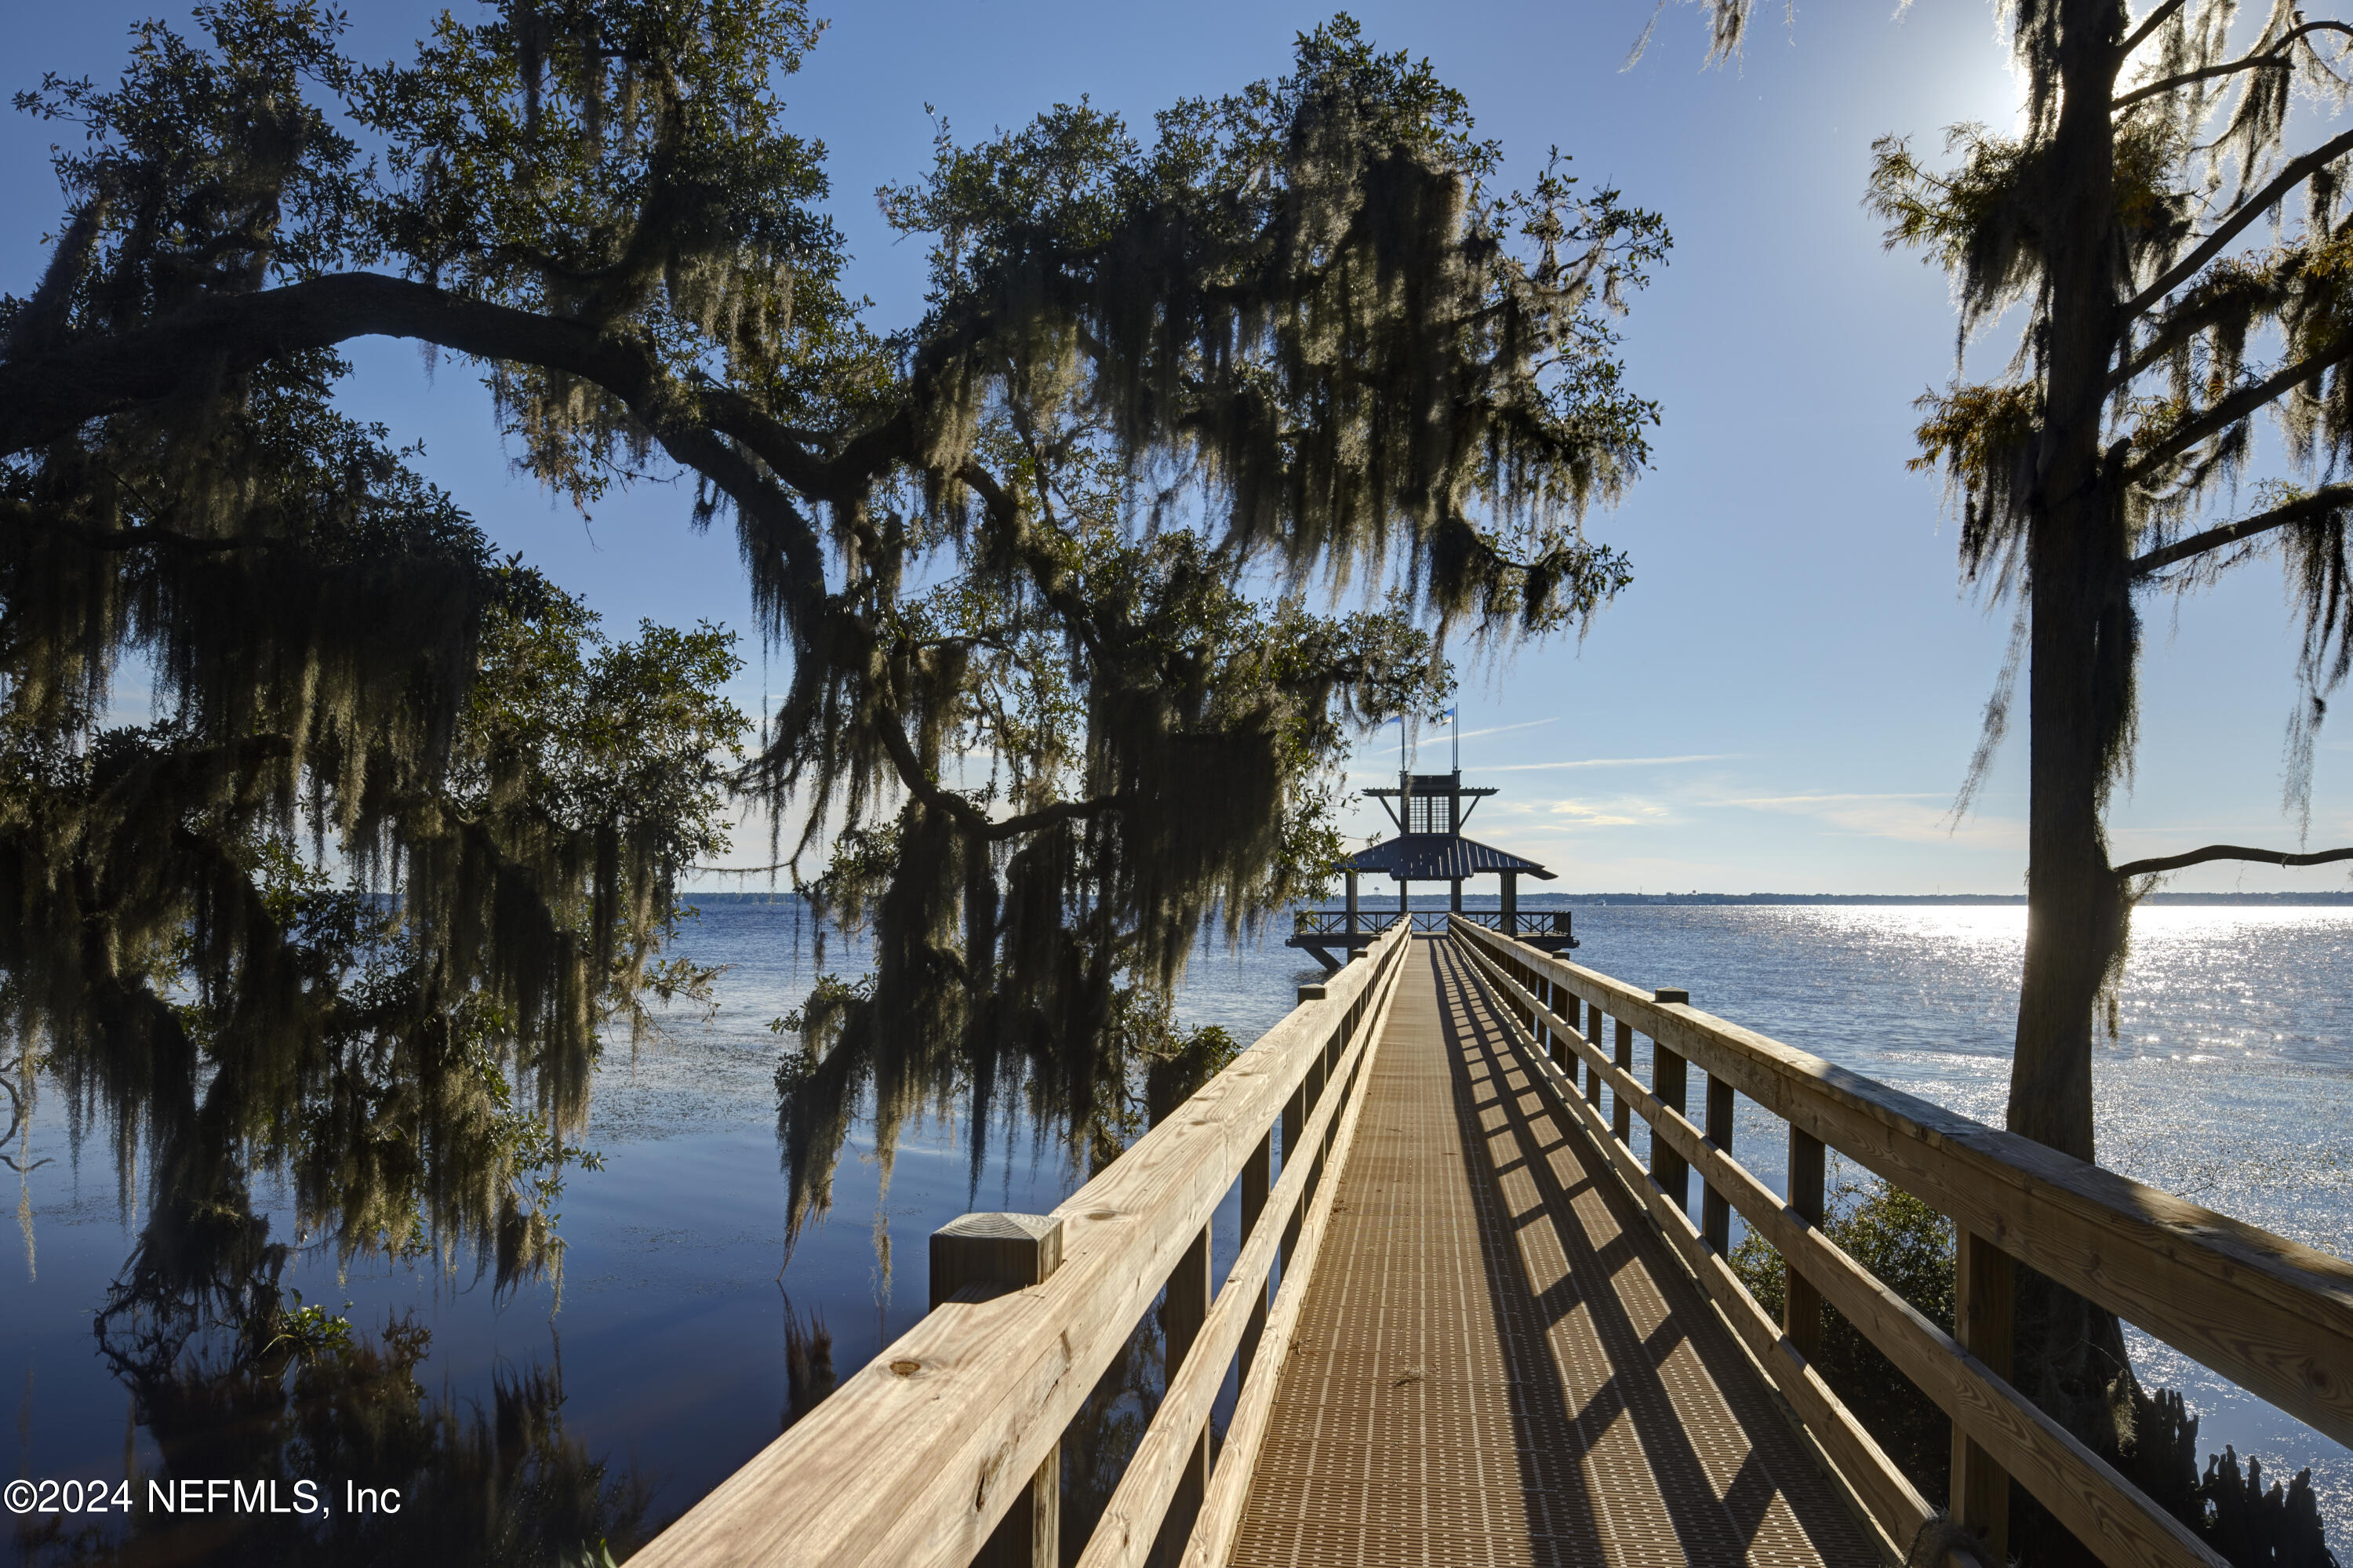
6, 0, 2346, 893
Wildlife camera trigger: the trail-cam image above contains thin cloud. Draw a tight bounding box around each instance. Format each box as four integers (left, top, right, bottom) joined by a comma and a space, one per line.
1540, 797, 1670, 827
1486, 754, 1737, 772
1716, 789, 2020, 846
1452, 717, 1558, 742
1349, 715, 1558, 754
1715, 791, 1944, 807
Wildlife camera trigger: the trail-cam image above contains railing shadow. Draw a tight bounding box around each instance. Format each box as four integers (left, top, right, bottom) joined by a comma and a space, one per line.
1430, 940, 1863, 1565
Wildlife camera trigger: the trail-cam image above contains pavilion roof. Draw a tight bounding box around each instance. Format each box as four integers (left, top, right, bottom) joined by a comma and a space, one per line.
1343, 834, 1555, 881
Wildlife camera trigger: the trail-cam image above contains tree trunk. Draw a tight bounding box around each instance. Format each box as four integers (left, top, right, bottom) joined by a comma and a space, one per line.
2005, 2, 2146, 1539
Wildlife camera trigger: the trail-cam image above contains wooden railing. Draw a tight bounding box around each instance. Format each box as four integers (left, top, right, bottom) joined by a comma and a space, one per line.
1449, 915, 2353, 1568
634, 918, 1417, 1568
1289, 908, 1406, 935
1290, 908, 1573, 939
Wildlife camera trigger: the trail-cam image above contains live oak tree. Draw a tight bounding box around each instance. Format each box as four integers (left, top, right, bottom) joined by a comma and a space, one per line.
0, 2, 755, 1354
4, 0, 1667, 1267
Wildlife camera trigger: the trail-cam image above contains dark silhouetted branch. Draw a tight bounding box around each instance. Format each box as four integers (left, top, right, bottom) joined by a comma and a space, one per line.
2112, 23, 2353, 110
2130, 484, 2353, 577
2123, 126, 2353, 322
2127, 340, 2353, 477
2114, 0, 2190, 67
2114, 844, 2353, 878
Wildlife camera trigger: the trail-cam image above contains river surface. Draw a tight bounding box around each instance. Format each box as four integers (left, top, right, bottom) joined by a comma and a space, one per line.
7, 897, 2351, 1560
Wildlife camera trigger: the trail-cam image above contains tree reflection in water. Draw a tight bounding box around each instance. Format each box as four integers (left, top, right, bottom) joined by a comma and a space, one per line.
8, 1308, 647, 1567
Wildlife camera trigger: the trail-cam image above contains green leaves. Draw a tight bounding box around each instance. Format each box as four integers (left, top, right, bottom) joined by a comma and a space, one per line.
3, 4, 1665, 1305
876, 18, 1661, 643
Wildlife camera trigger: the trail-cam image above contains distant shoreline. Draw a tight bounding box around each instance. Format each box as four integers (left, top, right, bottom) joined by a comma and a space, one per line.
680, 887, 2353, 907
1529, 891, 2353, 906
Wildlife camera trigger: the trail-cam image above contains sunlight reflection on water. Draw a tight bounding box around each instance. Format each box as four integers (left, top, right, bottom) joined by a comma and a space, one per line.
7, 897, 2350, 1559
1168, 901, 2353, 1549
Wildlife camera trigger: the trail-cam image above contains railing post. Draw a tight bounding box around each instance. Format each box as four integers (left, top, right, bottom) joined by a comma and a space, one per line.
930, 1213, 1065, 1568
1584, 1002, 1604, 1109
1321, 1024, 1344, 1161
1952, 1228, 2017, 1561
1612, 1018, 1634, 1143
1280, 1080, 1307, 1268
1704, 1072, 1734, 1253
1239, 1129, 1271, 1380
1785, 1128, 1825, 1362
1649, 988, 1690, 1211
1283, 986, 1325, 1268
1162, 1221, 1212, 1552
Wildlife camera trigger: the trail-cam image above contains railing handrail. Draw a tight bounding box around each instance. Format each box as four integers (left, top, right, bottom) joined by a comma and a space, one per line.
1291, 908, 1406, 933
1290, 908, 1573, 932
637, 919, 1415, 1568
1446, 917, 2353, 1434
1449, 915, 2353, 1568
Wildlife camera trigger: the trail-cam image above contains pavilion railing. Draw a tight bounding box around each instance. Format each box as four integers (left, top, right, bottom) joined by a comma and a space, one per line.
1449, 915, 2353, 1568
1288, 908, 1405, 937
633, 917, 1416, 1568
1292, 908, 1571, 939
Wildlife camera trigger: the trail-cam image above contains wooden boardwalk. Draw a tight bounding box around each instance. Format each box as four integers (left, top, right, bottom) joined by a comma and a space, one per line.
1230, 939, 1872, 1568
639, 915, 2353, 1568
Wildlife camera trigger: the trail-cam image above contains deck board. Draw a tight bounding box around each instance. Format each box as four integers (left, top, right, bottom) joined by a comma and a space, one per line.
1227, 938, 1875, 1568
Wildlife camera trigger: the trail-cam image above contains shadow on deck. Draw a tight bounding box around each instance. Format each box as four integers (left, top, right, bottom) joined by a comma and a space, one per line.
1230, 938, 1870, 1567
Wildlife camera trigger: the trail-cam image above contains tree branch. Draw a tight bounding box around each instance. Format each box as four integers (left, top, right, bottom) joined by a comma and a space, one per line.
0, 271, 871, 643
2115, 0, 2190, 67
2123, 126, 2353, 322
2126, 336, 2353, 478
2114, 843, 2353, 877
2111, 22, 2353, 111
2129, 482, 2353, 576
0, 272, 889, 509
866, 708, 1123, 841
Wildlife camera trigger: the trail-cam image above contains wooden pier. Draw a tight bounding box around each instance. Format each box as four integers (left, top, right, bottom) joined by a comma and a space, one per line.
638, 923, 2353, 1568
1227, 940, 1868, 1566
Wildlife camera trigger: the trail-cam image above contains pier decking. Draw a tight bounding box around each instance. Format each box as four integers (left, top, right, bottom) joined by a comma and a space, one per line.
638, 921, 2353, 1568
1231, 940, 1867, 1566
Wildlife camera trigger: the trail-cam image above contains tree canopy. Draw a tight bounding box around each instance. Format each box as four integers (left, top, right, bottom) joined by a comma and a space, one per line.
2, 0, 1665, 1310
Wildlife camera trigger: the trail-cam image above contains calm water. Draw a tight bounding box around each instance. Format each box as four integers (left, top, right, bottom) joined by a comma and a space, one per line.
6, 899, 2350, 1559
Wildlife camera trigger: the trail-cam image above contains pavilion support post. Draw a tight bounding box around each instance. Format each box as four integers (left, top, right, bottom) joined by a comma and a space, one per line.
1449, 879, 1462, 914
1500, 871, 1518, 939
1344, 871, 1359, 955
929, 1214, 1064, 1568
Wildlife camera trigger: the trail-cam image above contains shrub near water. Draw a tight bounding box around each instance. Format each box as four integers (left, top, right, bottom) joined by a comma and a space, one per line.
1728, 1173, 2338, 1567
1729, 1172, 1957, 1503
